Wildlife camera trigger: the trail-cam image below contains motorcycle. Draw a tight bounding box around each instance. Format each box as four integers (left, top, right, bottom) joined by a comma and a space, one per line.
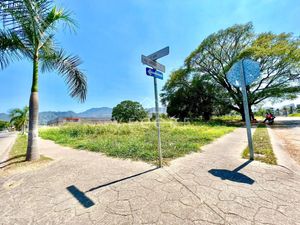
265, 116, 275, 125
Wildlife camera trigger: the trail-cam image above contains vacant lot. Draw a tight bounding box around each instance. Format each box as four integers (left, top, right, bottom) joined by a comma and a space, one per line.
40, 122, 235, 164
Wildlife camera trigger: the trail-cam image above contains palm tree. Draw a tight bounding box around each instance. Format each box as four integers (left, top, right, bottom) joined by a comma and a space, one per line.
0, 0, 87, 161
9, 106, 29, 134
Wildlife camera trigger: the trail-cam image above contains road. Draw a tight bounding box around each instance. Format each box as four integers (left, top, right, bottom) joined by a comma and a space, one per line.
271, 117, 300, 165
0, 131, 17, 162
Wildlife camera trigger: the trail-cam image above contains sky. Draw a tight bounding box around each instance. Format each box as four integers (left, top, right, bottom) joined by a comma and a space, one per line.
1, 0, 300, 113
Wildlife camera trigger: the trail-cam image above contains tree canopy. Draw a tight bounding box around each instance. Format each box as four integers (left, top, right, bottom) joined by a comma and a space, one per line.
161, 69, 230, 121
112, 100, 148, 123
9, 106, 29, 132
163, 23, 300, 120
0, 120, 9, 131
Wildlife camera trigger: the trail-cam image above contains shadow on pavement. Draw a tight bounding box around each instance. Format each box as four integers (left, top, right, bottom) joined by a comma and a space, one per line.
0, 155, 25, 165
67, 167, 159, 208
0, 155, 26, 169
86, 167, 159, 193
271, 119, 300, 128
208, 160, 254, 185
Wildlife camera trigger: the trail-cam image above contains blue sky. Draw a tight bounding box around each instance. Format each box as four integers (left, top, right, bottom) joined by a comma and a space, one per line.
1, 0, 300, 113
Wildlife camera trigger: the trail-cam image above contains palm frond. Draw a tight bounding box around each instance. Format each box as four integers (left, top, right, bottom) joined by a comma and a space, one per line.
41, 6, 77, 35
9, 106, 29, 124
41, 49, 87, 102
0, 30, 29, 69
0, 0, 30, 32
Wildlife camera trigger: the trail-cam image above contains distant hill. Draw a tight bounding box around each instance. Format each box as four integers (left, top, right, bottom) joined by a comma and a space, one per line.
39, 107, 113, 125
0, 106, 167, 125
39, 111, 77, 125
78, 107, 112, 118
0, 113, 10, 122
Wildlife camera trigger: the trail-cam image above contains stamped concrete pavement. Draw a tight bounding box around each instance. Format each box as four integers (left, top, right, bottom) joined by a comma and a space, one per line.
0, 128, 299, 225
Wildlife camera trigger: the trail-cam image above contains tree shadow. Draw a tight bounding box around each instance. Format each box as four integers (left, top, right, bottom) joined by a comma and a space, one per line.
0, 155, 26, 169
0, 155, 26, 165
208, 160, 254, 185
66, 167, 158, 208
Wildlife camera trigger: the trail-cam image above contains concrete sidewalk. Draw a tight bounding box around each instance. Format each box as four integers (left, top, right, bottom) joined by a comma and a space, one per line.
0, 128, 299, 225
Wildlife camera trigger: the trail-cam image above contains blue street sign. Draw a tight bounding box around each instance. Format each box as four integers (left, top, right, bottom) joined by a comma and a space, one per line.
227, 59, 260, 87
146, 67, 163, 80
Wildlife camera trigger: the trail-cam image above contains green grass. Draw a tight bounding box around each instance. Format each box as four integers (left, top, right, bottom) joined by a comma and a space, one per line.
288, 113, 300, 117
1, 135, 51, 172
242, 124, 277, 165
40, 122, 235, 164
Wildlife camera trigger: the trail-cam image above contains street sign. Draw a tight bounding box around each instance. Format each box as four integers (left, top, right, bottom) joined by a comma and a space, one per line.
141, 47, 169, 167
147, 46, 170, 61
226, 58, 261, 160
141, 55, 165, 73
227, 59, 260, 87
146, 67, 163, 80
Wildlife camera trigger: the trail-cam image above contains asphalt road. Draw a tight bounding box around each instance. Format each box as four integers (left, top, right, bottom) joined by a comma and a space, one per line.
0, 131, 17, 162
271, 117, 300, 165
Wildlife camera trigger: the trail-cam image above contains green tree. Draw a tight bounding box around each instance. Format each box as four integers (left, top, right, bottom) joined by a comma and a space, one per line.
0, 0, 87, 161
297, 104, 300, 113
112, 100, 148, 123
185, 23, 300, 120
9, 106, 29, 133
0, 120, 9, 131
254, 107, 267, 117
161, 68, 231, 121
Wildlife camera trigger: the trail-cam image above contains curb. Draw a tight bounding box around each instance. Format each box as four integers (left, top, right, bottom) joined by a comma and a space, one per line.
267, 126, 300, 173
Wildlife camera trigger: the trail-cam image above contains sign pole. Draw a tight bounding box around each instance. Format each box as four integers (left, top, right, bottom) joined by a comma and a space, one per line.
142, 47, 169, 167
153, 76, 163, 167
240, 60, 254, 160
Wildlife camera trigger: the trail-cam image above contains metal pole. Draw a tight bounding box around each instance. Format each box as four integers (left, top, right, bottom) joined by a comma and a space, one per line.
240, 60, 254, 160
153, 76, 163, 167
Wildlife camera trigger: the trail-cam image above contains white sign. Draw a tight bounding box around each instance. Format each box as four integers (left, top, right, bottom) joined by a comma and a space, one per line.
141, 55, 165, 72
147, 46, 170, 61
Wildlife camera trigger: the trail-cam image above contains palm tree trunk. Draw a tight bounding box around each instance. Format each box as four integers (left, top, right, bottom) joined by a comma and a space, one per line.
26, 54, 40, 161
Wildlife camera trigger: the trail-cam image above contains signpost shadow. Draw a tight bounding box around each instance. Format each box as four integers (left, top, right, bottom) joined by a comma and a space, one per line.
66, 167, 158, 208
208, 160, 254, 185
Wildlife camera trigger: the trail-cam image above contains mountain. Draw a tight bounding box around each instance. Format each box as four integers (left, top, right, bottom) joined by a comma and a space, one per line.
78, 107, 112, 118
39, 111, 77, 125
1, 106, 167, 125
0, 113, 10, 122
39, 107, 113, 124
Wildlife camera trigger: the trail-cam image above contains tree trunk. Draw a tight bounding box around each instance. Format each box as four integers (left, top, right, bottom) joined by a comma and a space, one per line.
202, 112, 211, 121
239, 104, 253, 121
26, 92, 39, 161
26, 54, 40, 161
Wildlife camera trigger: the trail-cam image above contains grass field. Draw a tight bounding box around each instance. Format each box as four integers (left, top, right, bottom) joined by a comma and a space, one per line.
288, 113, 300, 117
0, 135, 51, 172
40, 122, 235, 164
242, 124, 277, 165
